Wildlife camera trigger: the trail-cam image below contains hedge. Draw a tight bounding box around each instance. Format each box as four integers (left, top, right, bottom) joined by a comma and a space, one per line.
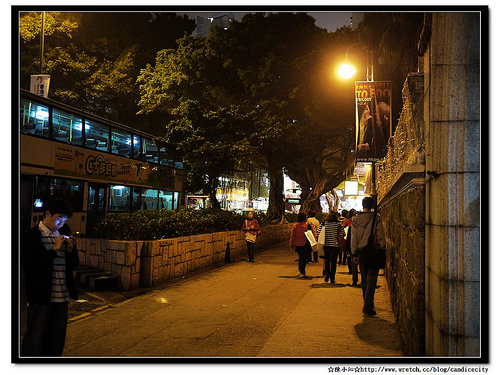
91, 208, 300, 241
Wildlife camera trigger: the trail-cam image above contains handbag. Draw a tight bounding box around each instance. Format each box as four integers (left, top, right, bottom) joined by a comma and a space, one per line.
244, 220, 257, 243
317, 225, 326, 245
317, 224, 325, 254
245, 232, 257, 243
337, 224, 347, 251
358, 208, 386, 270
305, 223, 317, 247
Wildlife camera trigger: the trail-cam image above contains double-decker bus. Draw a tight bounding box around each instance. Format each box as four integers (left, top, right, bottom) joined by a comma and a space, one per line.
19, 89, 185, 235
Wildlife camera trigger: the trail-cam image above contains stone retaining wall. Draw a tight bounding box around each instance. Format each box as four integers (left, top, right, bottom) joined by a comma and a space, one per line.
76, 223, 294, 290
380, 185, 425, 356
378, 73, 426, 356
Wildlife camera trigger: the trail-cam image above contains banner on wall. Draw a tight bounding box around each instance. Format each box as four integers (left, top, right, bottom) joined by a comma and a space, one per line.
355, 81, 392, 162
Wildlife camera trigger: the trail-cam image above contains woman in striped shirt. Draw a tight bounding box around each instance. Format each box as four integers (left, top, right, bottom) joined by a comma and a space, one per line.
318, 211, 345, 284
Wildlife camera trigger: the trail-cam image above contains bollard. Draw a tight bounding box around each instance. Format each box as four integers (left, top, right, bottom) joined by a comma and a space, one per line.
225, 241, 232, 263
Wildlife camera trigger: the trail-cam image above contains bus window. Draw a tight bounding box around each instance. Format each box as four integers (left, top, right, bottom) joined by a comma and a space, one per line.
111, 128, 132, 158
141, 138, 158, 164
20, 98, 49, 137
33, 176, 84, 212
159, 191, 173, 210
133, 135, 141, 159
159, 147, 174, 167
173, 192, 180, 210
109, 185, 131, 211
85, 119, 109, 152
174, 161, 184, 170
142, 188, 159, 210
52, 108, 83, 146
132, 187, 142, 210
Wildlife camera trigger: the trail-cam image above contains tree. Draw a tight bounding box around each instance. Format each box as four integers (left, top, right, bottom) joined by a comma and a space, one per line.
210, 13, 355, 218
137, 36, 264, 208
19, 11, 195, 135
137, 12, 357, 218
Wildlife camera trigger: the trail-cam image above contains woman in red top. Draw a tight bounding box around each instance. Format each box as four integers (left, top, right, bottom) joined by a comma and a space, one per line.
290, 212, 316, 278
241, 211, 261, 262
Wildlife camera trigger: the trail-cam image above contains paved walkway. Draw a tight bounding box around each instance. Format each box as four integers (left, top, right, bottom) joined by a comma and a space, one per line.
63, 242, 402, 358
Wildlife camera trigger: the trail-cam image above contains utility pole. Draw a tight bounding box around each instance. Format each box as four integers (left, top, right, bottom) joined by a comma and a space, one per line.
40, 12, 45, 73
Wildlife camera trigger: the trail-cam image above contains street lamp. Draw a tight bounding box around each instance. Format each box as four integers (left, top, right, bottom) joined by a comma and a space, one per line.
338, 63, 357, 80
338, 43, 374, 82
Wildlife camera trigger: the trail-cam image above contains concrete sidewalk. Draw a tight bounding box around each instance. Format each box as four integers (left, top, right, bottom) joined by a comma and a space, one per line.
62, 242, 402, 358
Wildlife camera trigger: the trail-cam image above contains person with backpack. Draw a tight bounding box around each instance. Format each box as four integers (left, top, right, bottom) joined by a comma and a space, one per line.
344, 209, 358, 286
290, 212, 316, 278
351, 197, 386, 315
317, 210, 345, 284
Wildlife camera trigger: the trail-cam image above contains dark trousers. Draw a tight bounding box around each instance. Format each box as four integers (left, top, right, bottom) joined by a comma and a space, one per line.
21, 302, 69, 356
296, 245, 310, 274
246, 240, 255, 261
359, 264, 379, 311
350, 256, 359, 284
324, 246, 340, 280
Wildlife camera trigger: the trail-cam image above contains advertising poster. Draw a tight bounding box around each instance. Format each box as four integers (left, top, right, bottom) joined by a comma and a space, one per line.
30, 74, 51, 98
355, 81, 392, 162
52, 143, 174, 188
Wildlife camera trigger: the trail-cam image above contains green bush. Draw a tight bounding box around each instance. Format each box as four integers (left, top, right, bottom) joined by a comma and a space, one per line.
92, 208, 265, 240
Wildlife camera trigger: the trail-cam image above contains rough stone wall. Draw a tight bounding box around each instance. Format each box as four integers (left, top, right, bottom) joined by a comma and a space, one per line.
380, 185, 425, 355
378, 73, 426, 356
77, 223, 294, 290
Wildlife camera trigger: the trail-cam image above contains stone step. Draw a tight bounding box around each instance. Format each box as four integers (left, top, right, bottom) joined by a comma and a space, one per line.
73, 266, 118, 291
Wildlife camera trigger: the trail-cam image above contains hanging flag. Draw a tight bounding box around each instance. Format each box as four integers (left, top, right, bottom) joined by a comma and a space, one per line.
355, 81, 392, 162
30, 74, 51, 98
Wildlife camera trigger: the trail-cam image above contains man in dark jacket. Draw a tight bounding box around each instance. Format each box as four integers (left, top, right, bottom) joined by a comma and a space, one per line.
21, 199, 80, 356
351, 197, 386, 316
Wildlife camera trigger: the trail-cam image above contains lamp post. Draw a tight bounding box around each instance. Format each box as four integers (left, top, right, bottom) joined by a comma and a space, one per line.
338, 43, 374, 82
40, 11, 45, 74
338, 44, 377, 203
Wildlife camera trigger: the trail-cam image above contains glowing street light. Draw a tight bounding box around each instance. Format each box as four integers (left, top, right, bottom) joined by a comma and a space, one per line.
337, 43, 374, 82
338, 62, 357, 80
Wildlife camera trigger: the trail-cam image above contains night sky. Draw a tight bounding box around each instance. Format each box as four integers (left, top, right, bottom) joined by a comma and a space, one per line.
182, 11, 352, 32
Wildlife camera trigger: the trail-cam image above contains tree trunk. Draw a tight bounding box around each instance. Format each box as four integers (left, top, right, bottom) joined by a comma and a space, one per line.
300, 179, 327, 214
331, 189, 340, 212
209, 176, 221, 210
266, 166, 285, 221
325, 192, 334, 211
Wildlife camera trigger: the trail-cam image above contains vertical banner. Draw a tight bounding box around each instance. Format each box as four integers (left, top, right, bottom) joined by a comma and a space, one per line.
30, 74, 51, 98
355, 81, 392, 162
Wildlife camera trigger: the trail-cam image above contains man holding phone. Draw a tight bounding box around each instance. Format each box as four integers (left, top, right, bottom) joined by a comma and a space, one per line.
21, 198, 80, 356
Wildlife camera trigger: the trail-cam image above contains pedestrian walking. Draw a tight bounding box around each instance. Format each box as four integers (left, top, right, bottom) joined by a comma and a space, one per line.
344, 210, 359, 286
21, 199, 80, 356
351, 196, 386, 315
307, 211, 320, 263
317, 210, 345, 284
290, 212, 316, 278
339, 210, 349, 265
241, 211, 261, 262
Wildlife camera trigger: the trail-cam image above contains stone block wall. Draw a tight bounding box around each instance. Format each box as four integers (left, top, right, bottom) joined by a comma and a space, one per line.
380, 185, 425, 356
76, 223, 294, 290
378, 73, 426, 356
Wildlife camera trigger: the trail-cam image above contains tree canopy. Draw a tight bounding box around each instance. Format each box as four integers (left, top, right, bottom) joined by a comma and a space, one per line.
137, 12, 357, 216
19, 11, 195, 134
